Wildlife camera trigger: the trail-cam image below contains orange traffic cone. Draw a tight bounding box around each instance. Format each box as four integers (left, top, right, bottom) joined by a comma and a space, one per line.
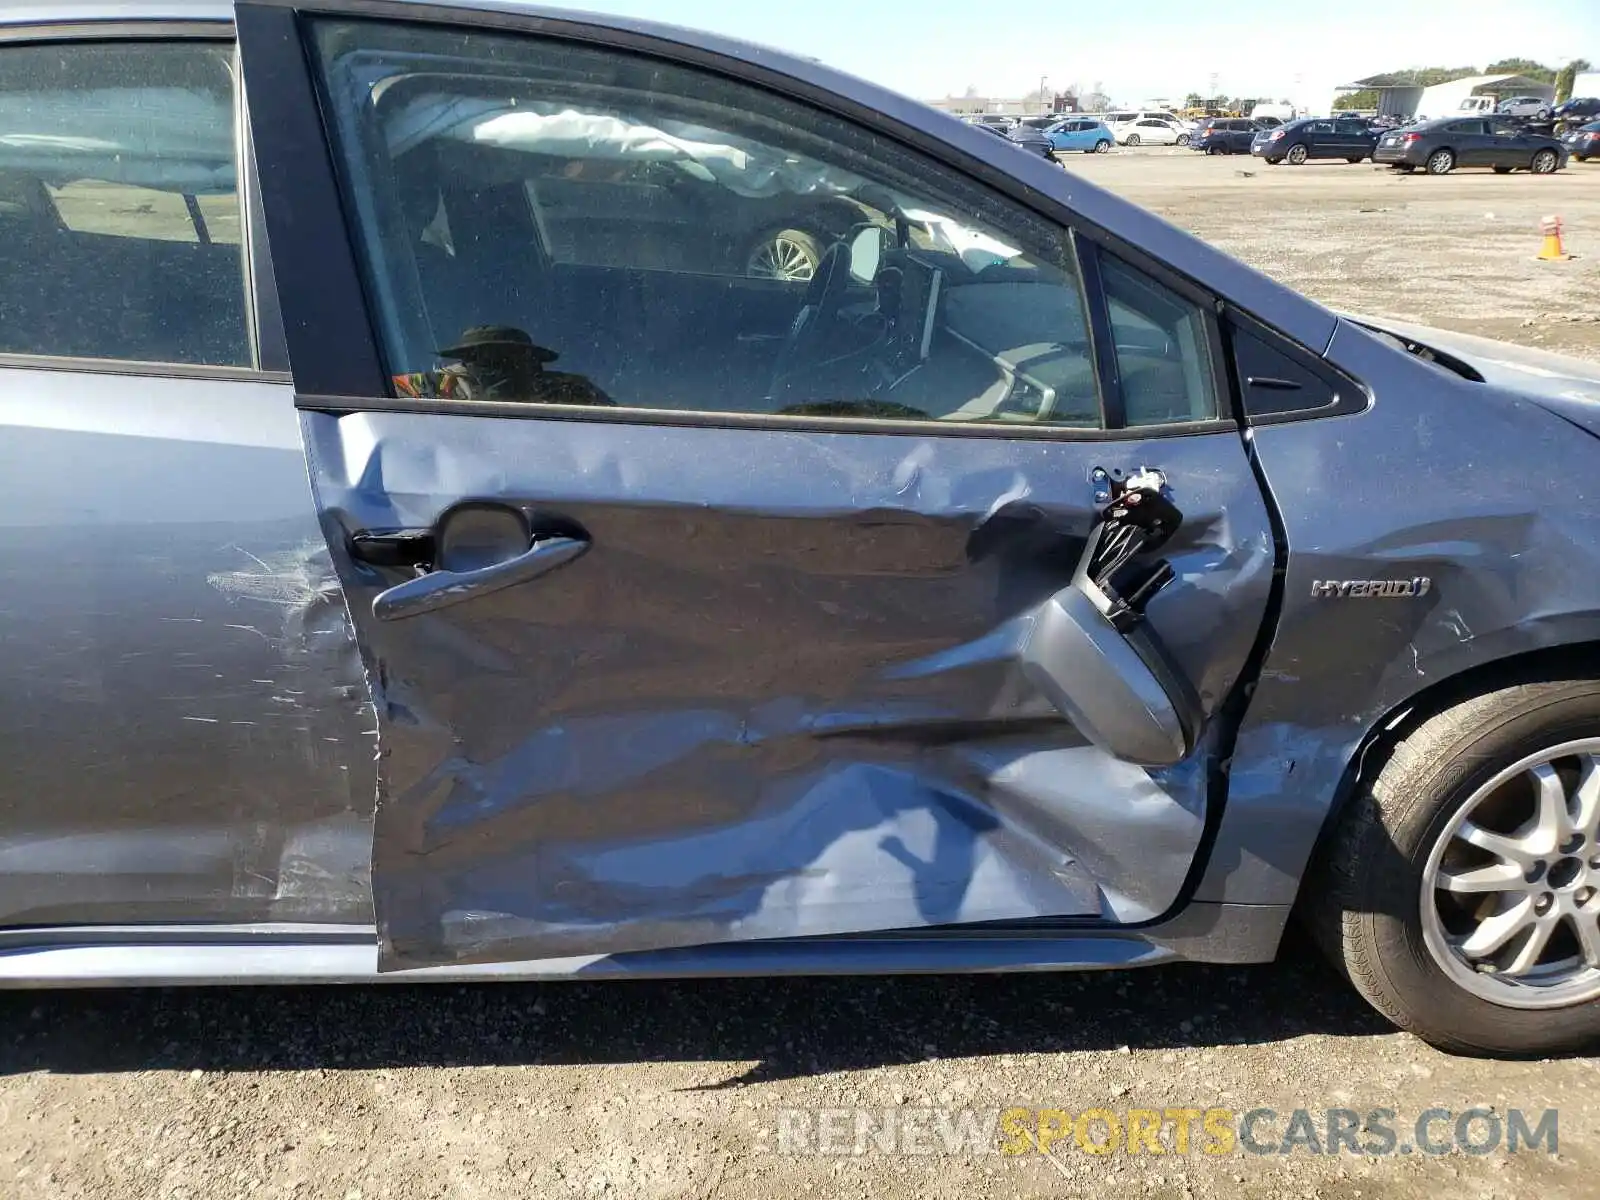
1537, 215, 1574, 261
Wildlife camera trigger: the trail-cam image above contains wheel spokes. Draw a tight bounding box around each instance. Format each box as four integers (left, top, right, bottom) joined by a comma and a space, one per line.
1425, 740, 1600, 1004
1502, 916, 1557, 976
1528, 763, 1571, 851
1571, 756, 1600, 842
1458, 896, 1537, 959
1436, 860, 1525, 893
1455, 820, 1536, 867
1574, 913, 1600, 969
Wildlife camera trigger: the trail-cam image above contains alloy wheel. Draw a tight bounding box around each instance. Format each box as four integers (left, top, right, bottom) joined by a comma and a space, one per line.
1125, 134, 1140, 147
746, 234, 818, 282
1287, 144, 1308, 164
1421, 740, 1600, 1009
1531, 150, 1558, 174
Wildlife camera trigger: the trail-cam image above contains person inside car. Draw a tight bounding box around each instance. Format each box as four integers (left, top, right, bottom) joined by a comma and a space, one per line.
433, 324, 613, 406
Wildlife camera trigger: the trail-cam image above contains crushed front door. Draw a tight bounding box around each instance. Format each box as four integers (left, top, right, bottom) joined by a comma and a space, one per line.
238, 1, 1278, 970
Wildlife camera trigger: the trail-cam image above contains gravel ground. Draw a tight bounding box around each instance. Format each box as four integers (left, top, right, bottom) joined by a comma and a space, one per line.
6, 151, 1600, 1200
1074, 147, 1600, 362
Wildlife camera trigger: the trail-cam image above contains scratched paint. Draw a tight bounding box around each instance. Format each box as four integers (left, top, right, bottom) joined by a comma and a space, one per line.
0, 371, 377, 926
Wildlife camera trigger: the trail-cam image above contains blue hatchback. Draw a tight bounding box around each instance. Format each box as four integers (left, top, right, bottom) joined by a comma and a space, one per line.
1044, 117, 1115, 153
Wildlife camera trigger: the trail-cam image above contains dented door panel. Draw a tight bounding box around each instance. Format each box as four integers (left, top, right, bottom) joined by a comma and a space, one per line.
302, 409, 1276, 969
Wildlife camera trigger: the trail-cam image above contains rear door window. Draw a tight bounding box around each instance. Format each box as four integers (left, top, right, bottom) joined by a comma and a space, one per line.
0, 40, 249, 367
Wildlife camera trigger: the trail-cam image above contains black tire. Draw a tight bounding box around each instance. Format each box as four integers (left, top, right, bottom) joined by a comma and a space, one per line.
1531, 149, 1560, 174
744, 227, 824, 282
1308, 680, 1600, 1057
1347, 156, 1365, 164
1205, 144, 1220, 155
1176, 133, 1190, 147
1286, 143, 1309, 165
1125, 133, 1141, 147
1425, 147, 1454, 174
1093, 139, 1111, 153
1494, 165, 1513, 174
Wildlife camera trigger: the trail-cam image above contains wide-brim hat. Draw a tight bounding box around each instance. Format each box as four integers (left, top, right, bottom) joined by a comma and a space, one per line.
439, 325, 559, 363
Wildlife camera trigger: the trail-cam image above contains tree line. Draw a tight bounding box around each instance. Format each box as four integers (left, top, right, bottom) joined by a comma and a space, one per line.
1338, 58, 1592, 109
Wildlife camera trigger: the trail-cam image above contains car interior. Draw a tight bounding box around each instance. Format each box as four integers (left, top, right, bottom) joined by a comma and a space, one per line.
344, 64, 1214, 429
0, 44, 250, 367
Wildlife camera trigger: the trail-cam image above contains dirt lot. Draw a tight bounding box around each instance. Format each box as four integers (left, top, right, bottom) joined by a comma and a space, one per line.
1076, 147, 1600, 362
5, 152, 1600, 1200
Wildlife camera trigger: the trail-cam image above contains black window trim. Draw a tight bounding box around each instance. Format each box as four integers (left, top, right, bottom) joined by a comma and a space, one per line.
240, 0, 1270, 441
1223, 306, 1372, 425
0, 19, 283, 381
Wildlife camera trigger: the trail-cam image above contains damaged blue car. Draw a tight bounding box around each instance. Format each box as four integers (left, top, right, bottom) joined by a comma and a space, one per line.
4, 0, 1600, 1059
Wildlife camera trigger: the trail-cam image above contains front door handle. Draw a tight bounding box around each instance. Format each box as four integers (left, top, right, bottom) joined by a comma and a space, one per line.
372, 535, 589, 622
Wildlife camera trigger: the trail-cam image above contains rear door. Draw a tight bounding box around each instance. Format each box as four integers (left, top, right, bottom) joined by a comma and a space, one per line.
1450, 119, 1491, 165
1332, 119, 1372, 157
1302, 120, 1336, 157
1484, 119, 1531, 166
238, 2, 1279, 971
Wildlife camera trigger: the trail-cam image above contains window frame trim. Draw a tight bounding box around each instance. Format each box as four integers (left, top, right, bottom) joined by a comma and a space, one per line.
0, 19, 277, 379
1223, 305, 1373, 426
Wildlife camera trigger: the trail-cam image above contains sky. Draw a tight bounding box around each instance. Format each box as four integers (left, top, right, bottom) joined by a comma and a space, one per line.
565, 0, 1600, 111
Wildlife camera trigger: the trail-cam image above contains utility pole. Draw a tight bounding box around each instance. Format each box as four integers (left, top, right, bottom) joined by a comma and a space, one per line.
1039, 74, 1048, 111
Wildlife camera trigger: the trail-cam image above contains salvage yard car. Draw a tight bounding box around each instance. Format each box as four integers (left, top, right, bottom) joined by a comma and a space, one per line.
1375, 116, 1568, 174
1044, 117, 1115, 154
6, 0, 1600, 1061
1251, 116, 1377, 163
1115, 117, 1190, 146
1564, 121, 1600, 162
1189, 117, 1264, 155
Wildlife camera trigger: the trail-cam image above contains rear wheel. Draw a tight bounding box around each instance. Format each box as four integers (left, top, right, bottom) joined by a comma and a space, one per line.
1093, 139, 1111, 153
1531, 149, 1560, 174
1309, 680, 1600, 1056
1426, 147, 1455, 174
1286, 143, 1309, 165
1176, 133, 1190, 146
1125, 133, 1141, 147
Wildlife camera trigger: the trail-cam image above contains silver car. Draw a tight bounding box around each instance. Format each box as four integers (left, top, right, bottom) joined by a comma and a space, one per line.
4, 0, 1600, 1058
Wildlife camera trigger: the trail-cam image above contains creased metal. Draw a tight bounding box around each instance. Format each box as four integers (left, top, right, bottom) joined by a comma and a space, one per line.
301, 410, 1275, 969
1202, 318, 1600, 905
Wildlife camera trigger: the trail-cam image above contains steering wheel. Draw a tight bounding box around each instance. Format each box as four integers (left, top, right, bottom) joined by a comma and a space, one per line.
766, 240, 855, 401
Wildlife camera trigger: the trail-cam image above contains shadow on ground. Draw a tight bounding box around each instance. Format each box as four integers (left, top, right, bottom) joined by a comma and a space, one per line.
1, 932, 1392, 1085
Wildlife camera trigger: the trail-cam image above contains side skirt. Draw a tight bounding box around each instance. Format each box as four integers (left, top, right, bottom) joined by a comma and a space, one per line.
0, 904, 1290, 987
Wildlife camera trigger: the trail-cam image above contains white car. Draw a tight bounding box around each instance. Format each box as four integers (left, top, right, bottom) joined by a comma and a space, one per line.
1497, 95, 1552, 119
1116, 117, 1189, 146
1105, 108, 1196, 132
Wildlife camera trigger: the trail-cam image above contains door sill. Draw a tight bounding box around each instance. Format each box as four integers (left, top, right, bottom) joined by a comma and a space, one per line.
0, 904, 1288, 986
